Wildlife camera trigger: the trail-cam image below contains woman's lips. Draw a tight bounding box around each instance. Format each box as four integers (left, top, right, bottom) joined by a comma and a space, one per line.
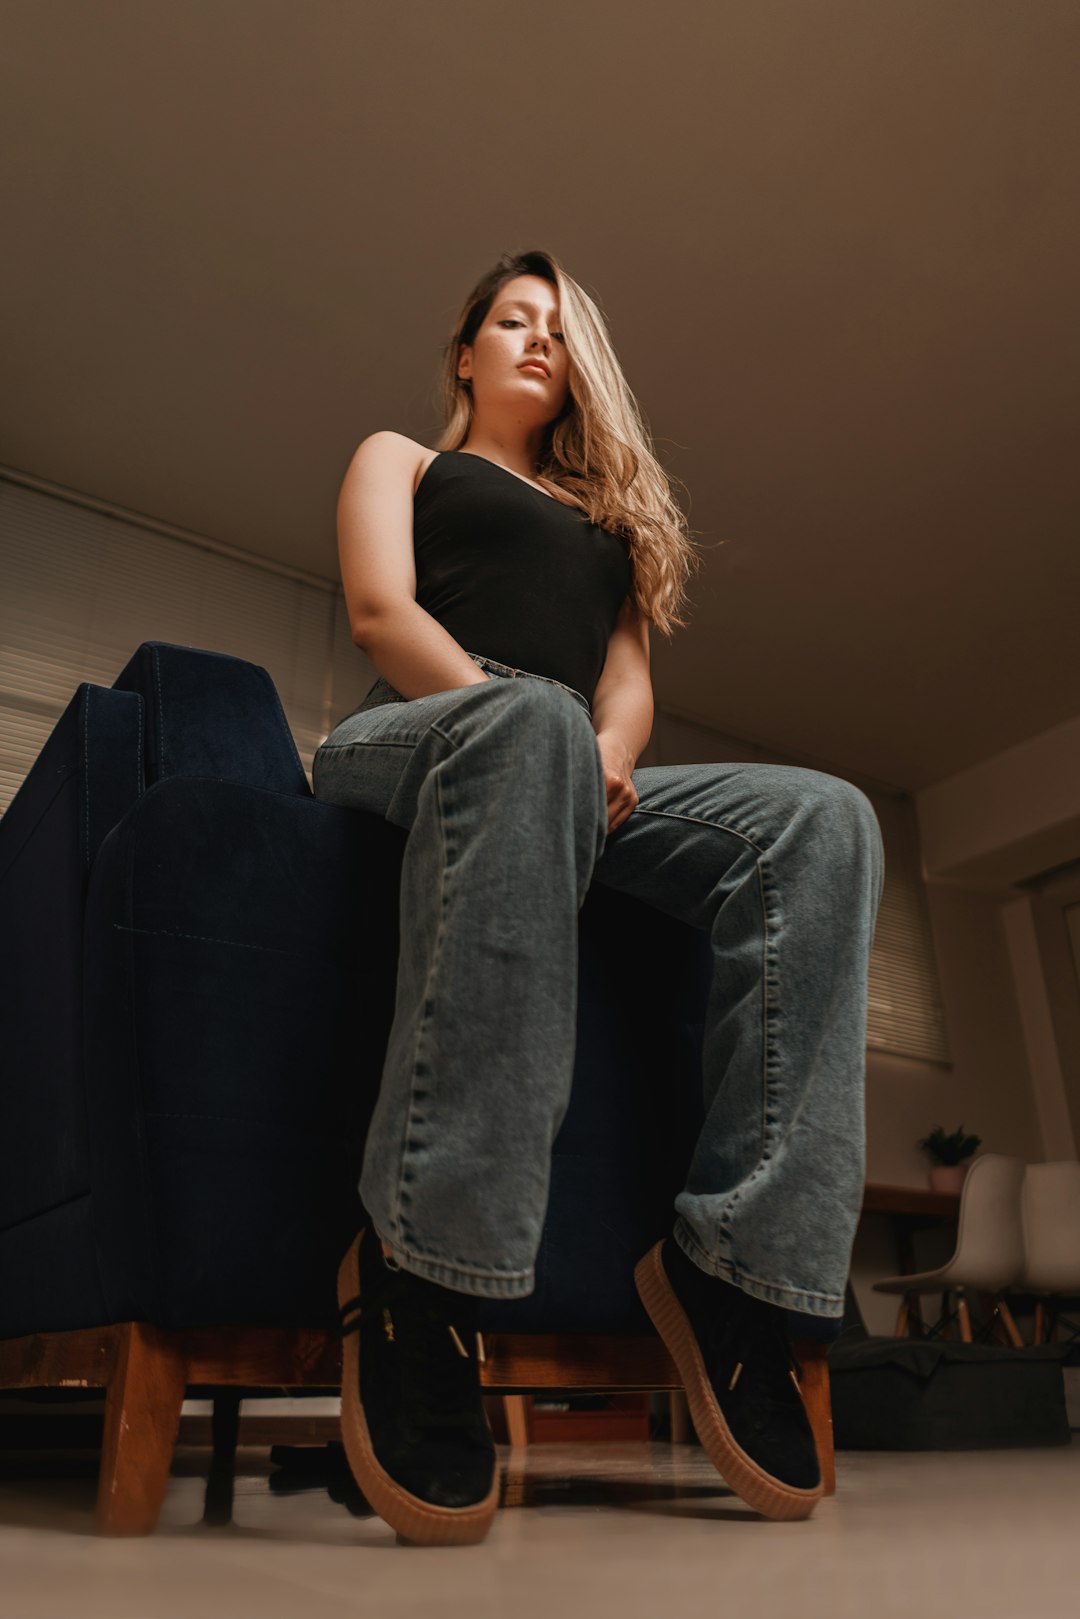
519, 362, 549, 376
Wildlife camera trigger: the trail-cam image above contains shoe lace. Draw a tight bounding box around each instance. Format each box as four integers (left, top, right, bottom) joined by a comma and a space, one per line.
703, 1304, 803, 1434
394, 1292, 489, 1440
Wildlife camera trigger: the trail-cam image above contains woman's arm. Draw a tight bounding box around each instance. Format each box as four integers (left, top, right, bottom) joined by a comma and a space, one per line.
590, 596, 654, 834
338, 432, 490, 698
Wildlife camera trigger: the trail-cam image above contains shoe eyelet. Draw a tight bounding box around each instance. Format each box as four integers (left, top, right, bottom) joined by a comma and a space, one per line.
448, 1324, 469, 1358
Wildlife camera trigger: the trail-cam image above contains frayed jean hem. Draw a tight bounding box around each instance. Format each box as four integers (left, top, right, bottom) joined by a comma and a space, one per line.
673, 1214, 845, 1320
373, 1225, 536, 1300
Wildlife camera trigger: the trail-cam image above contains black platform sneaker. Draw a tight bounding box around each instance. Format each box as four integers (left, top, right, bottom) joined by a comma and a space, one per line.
635, 1236, 824, 1520
337, 1227, 499, 1545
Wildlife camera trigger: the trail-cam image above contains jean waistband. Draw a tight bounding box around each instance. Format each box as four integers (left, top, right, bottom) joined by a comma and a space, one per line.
466, 654, 591, 716
348, 655, 592, 721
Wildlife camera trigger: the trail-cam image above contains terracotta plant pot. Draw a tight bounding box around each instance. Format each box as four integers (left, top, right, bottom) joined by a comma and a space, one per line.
928, 1163, 969, 1195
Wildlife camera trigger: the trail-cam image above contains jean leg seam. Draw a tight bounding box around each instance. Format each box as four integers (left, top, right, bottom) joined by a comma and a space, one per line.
429, 719, 465, 752
392, 757, 454, 1245
620, 806, 792, 1266
319, 740, 414, 752
760, 851, 783, 1154
716, 846, 783, 1243
631, 805, 767, 855
639, 812, 779, 1256
634, 808, 776, 1239
630, 808, 776, 1234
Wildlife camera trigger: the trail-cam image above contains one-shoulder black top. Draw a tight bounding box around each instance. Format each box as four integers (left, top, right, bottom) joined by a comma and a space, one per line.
412, 451, 632, 706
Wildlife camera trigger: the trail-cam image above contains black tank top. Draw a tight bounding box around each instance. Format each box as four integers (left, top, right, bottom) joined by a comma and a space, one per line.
412, 451, 632, 705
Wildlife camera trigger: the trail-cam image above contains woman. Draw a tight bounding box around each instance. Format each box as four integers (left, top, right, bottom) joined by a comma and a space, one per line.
313, 248, 884, 1545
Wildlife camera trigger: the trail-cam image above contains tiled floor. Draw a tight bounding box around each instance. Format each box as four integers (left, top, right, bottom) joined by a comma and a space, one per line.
0, 1441, 1076, 1618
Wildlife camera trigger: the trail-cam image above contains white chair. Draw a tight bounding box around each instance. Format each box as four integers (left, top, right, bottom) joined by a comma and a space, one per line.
1018, 1160, 1080, 1344
872, 1154, 1026, 1344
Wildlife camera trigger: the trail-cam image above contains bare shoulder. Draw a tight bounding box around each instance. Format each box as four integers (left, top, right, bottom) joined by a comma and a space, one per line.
345, 430, 437, 499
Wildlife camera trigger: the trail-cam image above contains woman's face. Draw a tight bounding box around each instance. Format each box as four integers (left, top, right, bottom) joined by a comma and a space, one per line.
458, 274, 571, 417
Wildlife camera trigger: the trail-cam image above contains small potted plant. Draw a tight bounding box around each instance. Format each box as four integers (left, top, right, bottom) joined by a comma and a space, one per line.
918, 1124, 982, 1193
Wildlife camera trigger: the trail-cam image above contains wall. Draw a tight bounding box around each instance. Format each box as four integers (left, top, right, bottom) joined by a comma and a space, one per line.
916, 725, 1080, 1166
872, 882, 1041, 1173
917, 713, 1080, 889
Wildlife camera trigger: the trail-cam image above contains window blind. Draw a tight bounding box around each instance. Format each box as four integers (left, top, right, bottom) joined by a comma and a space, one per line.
865, 794, 952, 1065
0, 475, 375, 812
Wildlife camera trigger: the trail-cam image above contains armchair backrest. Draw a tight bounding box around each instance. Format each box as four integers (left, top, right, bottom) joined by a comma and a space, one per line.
0, 641, 308, 1257
111, 642, 310, 796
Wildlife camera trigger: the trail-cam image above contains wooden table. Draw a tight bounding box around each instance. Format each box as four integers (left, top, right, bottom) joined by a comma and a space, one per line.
862, 1182, 962, 1220
862, 1181, 961, 1277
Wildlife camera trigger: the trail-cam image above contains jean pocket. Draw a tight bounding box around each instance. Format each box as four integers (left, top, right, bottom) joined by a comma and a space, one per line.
353, 676, 408, 713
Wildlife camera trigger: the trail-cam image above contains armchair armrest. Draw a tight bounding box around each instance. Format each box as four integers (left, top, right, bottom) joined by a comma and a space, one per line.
0, 683, 143, 1240
81, 777, 402, 1328
0, 683, 143, 885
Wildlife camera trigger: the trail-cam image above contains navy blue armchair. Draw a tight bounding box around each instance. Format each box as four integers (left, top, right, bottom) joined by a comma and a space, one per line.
2, 642, 780, 1530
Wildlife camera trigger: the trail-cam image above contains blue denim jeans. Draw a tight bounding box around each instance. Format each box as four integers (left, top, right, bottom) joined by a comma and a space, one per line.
313, 652, 884, 1319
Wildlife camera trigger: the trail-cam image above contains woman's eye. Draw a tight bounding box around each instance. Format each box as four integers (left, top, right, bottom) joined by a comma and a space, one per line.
499, 319, 565, 343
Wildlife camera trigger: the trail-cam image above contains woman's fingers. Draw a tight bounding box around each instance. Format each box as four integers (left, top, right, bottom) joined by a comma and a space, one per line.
605, 770, 638, 833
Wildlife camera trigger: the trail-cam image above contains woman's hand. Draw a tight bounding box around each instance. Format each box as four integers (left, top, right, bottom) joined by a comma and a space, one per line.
595, 729, 639, 835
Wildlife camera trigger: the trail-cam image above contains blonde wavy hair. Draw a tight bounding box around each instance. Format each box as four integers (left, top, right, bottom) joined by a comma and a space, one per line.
434, 249, 702, 638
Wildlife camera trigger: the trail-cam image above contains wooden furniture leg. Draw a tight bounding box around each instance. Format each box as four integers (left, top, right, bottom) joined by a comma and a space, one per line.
669, 1390, 692, 1443
956, 1292, 973, 1344
940, 1290, 953, 1339
0, 1325, 187, 1537
792, 1339, 835, 1497
202, 1392, 242, 1526
1034, 1300, 1046, 1345
995, 1297, 1024, 1348
98, 1323, 187, 1534
503, 1394, 531, 1449
0, 1322, 839, 1527
893, 1297, 910, 1337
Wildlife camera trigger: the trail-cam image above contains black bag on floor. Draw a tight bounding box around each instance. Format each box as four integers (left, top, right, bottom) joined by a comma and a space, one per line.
828, 1325, 1072, 1451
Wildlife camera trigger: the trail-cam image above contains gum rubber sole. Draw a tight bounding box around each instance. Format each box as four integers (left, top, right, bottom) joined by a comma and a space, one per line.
336, 1230, 500, 1546
634, 1240, 824, 1521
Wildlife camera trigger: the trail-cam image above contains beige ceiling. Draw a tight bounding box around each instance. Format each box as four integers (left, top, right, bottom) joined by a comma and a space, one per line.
3, 0, 1078, 793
